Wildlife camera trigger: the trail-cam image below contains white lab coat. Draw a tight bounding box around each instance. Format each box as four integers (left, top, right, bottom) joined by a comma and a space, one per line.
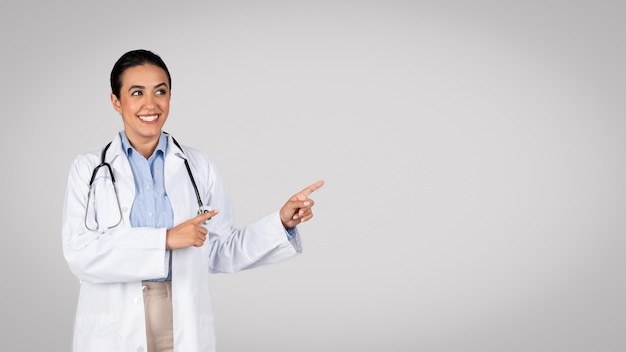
62, 132, 301, 351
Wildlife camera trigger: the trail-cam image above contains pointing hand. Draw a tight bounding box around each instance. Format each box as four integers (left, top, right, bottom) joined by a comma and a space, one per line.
280, 180, 324, 228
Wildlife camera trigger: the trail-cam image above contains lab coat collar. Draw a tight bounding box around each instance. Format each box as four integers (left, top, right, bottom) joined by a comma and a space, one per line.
103, 132, 125, 166
164, 131, 186, 160
163, 132, 189, 187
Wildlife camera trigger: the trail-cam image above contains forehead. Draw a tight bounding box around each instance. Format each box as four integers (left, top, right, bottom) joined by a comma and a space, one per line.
120, 64, 169, 87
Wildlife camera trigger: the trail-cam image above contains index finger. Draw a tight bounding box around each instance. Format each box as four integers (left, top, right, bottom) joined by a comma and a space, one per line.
297, 180, 325, 197
195, 209, 219, 223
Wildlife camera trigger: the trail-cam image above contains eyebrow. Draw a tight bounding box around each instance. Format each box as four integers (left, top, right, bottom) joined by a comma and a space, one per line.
128, 82, 169, 91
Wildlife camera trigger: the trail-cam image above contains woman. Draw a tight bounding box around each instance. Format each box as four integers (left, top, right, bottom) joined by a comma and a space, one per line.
62, 49, 323, 352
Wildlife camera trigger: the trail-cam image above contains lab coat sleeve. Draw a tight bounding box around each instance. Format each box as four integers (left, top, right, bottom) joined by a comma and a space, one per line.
200, 158, 302, 273
61, 154, 170, 284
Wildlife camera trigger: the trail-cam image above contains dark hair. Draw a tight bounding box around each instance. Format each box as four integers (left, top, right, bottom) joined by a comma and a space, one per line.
110, 49, 172, 98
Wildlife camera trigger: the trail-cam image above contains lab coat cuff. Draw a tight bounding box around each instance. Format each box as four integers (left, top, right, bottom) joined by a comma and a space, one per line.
275, 213, 302, 254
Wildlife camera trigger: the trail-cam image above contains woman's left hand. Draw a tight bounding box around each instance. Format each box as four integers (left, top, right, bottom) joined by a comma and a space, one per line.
280, 180, 324, 228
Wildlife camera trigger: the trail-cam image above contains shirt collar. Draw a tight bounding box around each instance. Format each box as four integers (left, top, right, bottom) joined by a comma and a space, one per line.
119, 131, 168, 158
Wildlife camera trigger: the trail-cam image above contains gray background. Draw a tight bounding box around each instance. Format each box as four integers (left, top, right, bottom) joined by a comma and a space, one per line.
1, 0, 624, 351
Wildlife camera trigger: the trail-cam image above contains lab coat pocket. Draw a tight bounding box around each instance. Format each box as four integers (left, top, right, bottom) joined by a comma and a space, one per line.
74, 314, 121, 351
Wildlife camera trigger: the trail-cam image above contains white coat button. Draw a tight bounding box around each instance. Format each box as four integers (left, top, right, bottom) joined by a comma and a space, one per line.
134, 297, 139, 304
137, 347, 144, 352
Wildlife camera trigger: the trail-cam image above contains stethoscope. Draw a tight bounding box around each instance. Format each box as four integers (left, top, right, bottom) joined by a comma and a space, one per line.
84, 134, 210, 232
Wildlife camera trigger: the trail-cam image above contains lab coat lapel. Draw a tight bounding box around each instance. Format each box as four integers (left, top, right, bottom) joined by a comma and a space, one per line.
164, 134, 195, 224
106, 134, 136, 212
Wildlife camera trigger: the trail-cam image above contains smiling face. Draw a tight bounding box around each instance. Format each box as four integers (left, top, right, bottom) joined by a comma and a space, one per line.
110, 64, 171, 150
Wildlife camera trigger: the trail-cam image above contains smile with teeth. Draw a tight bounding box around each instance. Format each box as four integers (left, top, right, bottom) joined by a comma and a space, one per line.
138, 114, 159, 122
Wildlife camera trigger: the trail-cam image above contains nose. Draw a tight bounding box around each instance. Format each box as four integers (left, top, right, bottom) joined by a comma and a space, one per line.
143, 94, 156, 108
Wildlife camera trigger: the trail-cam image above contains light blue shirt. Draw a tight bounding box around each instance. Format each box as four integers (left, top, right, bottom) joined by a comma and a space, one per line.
121, 132, 173, 281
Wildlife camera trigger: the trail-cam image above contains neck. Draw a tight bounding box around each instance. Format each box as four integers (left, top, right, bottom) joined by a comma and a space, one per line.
125, 133, 159, 159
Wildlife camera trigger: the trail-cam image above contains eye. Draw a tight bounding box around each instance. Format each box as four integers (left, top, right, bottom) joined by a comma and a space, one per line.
156, 89, 168, 95
131, 90, 143, 96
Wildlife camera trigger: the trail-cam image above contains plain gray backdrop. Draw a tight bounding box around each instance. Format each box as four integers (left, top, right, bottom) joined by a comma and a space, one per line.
1, 0, 624, 351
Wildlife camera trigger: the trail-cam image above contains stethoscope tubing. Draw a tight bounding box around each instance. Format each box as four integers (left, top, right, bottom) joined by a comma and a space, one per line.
83, 134, 208, 231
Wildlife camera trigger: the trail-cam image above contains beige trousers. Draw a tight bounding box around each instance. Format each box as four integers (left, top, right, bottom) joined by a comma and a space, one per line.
142, 281, 174, 352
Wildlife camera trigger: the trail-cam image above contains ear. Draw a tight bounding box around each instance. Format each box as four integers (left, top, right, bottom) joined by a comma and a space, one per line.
110, 93, 122, 114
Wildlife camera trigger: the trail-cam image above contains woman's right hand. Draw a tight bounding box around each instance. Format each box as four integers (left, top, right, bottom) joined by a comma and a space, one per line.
166, 210, 219, 249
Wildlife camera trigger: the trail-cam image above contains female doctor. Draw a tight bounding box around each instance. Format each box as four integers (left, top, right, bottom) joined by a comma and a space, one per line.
62, 49, 324, 352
